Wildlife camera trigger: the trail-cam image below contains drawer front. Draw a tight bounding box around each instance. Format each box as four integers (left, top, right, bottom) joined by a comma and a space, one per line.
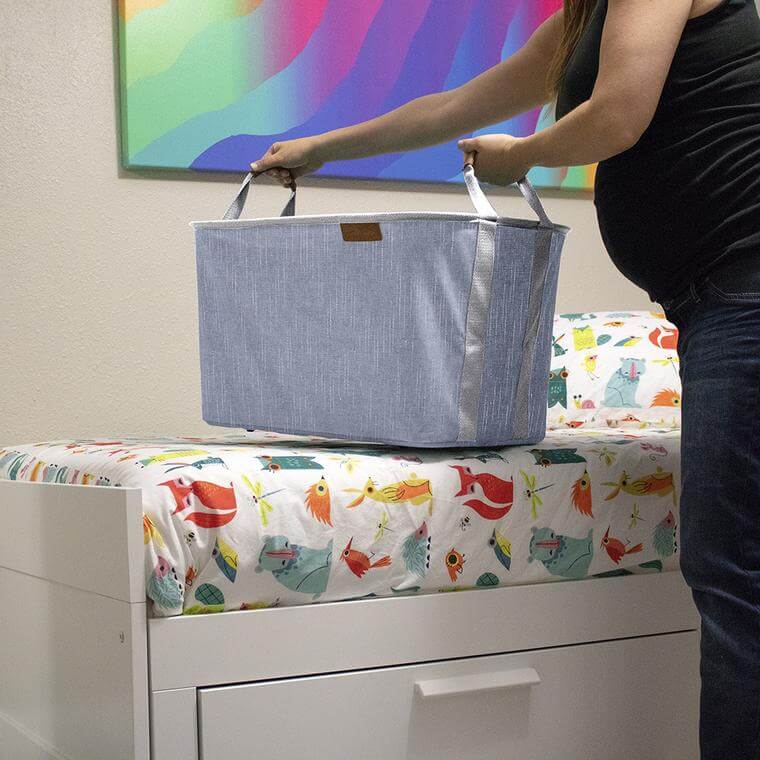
198, 631, 699, 760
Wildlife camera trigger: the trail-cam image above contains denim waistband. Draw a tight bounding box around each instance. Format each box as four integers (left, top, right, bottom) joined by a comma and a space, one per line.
660, 278, 705, 318
659, 250, 760, 317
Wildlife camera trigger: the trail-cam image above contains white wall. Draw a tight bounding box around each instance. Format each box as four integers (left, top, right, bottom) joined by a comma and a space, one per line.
0, 1, 655, 445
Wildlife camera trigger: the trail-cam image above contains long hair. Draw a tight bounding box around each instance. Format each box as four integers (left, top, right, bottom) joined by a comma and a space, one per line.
547, 0, 597, 95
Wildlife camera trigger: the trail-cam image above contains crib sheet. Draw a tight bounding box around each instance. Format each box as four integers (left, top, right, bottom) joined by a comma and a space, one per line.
0, 428, 681, 617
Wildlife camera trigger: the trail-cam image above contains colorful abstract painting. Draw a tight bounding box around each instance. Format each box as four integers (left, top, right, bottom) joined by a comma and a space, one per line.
118, 0, 595, 189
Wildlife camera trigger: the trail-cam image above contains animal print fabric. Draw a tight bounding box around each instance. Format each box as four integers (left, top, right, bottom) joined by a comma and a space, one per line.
548, 311, 681, 429
0, 424, 680, 617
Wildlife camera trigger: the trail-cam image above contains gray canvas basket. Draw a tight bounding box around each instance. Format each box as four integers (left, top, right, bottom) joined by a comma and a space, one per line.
192, 167, 569, 447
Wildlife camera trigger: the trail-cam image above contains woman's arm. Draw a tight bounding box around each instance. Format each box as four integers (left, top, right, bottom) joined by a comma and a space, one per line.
460, 0, 694, 185
251, 11, 564, 185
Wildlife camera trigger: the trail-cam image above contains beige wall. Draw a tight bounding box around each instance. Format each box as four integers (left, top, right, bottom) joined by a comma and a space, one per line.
0, 2, 656, 445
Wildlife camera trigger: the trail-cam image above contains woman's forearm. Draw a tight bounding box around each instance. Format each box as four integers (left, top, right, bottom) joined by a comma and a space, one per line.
311, 91, 462, 163
518, 97, 640, 170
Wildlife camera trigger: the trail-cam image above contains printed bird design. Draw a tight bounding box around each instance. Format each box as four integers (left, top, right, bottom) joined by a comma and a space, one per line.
344, 474, 433, 515
489, 528, 512, 571
147, 556, 183, 609
445, 548, 466, 582
653, 511, 678, 558
401, 521, 431, 578
583, 354, 599, 380
143, 513, 165, 547
603, 467, 676, 504
600, 527, 643, 564
159, 478, 238, 528
212, 537, 238, 583
650, 388, 681, 408
305, 476, 332, 525
614, 335, 642, 347
571, 468, 593, 517
340, 538, 392, 578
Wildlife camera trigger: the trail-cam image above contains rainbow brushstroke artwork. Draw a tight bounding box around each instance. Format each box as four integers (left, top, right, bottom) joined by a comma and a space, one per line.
118, 0, 595, 190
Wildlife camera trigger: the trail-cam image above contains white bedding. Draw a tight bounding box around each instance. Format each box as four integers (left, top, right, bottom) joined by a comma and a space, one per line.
0, 426, 681, 617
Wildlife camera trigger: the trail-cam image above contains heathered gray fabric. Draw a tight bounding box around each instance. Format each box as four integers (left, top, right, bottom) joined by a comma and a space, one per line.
193, 178, 568, 447
510, 226, 555, 440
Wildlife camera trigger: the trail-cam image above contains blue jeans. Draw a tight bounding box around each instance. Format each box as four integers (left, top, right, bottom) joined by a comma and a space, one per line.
661, 256, 760, 759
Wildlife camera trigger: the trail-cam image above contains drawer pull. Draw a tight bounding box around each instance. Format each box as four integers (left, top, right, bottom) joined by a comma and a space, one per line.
415, 667, 541, 699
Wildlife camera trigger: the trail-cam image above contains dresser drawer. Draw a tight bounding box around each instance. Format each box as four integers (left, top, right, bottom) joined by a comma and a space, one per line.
198, 631, 698, 760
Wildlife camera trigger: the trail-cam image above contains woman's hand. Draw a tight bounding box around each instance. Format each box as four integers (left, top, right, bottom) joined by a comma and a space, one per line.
250, 137, 325, 187
457, 133, 533, 186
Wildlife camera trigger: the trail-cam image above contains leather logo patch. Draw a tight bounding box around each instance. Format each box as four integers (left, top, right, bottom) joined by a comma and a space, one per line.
340, 222, 382, 242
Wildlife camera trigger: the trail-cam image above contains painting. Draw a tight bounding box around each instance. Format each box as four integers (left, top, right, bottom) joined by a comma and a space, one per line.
118, 0, 595, 190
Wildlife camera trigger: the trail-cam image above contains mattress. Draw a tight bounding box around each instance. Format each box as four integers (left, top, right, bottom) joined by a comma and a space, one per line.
0, 427, 681, 617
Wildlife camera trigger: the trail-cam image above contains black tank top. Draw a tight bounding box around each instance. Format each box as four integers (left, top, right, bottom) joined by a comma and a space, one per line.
556, 0, 760, 303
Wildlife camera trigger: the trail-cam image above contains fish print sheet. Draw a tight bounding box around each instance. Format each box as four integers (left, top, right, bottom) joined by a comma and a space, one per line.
0, 427, 680, 617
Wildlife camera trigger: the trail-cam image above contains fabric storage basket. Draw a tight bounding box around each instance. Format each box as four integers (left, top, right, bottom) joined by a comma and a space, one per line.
192, 166, 569, 448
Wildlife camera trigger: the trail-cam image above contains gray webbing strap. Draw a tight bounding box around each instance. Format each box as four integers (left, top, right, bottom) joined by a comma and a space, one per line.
462, 164, 499, 218
223, 172, 297, 221
224, 166, 547, 225
516, 177, 552, 227
512, 227, 555, 439
462, 164, 552, 227
457, 220, 497, 442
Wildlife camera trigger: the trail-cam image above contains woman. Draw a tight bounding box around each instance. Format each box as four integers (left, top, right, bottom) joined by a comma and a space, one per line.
251, 1, 760, 756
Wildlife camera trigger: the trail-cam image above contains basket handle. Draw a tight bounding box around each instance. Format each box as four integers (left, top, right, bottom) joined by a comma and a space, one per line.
462, 160, 552, 227
222, 163, 552, 226
223, 172, 296, 221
